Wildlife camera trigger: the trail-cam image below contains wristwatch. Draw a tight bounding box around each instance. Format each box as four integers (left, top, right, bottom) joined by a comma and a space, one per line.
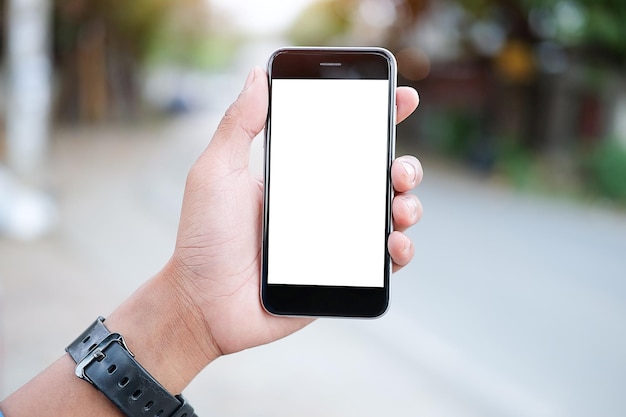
66, 317, 197, 417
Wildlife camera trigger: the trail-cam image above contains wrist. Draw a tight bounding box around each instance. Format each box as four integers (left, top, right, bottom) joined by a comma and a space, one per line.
1, 262, 217, 417
105, 261, 219, 394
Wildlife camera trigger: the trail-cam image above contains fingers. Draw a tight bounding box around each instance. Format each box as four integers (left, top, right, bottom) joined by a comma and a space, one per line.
388, 231, 414, 272
393, 193, 422, 232
389, 155, 423, 272
396, 87, 419, 124
207, 66, 268, 170
391, 156, 423, 231
391, 155, 423, 193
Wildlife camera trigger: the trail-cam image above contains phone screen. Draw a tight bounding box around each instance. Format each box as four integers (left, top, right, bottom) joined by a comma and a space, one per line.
262, 48, 396, 317
268, 78, 389, 287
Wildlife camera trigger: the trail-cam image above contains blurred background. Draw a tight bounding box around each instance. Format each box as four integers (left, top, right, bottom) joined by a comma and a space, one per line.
1, 0, 626, 416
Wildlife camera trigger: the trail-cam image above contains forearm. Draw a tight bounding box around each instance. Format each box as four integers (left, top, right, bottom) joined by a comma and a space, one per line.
1, 355, 122, 417
0, 262, 218, 416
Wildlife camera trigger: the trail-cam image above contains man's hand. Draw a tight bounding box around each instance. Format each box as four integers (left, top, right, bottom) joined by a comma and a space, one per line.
169, 66, 423, 360
0, 67, 424, 417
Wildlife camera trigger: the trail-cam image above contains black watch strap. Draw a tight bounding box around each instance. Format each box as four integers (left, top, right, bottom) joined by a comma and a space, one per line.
66, 317, 197, 417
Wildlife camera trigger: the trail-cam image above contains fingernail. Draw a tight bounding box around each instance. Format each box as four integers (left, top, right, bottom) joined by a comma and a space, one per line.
243, 67, 256, 90
403, 234, 412, 253
402, 160, 417, 183
403, 195, 418, 218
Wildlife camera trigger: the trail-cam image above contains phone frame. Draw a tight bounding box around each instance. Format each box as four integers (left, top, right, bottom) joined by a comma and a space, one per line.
261, 47, 397, 318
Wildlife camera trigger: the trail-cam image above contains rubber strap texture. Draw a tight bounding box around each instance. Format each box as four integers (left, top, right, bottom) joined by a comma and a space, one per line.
66, 316, 111, 363
66, 317, 197, 417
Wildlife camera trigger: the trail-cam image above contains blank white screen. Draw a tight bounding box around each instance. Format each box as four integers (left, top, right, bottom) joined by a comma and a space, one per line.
267, 78, 391, 287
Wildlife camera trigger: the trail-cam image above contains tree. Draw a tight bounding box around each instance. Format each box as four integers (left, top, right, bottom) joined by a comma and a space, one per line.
53, 0, 211, 123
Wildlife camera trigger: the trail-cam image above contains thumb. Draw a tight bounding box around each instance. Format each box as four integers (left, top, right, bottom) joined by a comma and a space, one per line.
207, 66, 268, 170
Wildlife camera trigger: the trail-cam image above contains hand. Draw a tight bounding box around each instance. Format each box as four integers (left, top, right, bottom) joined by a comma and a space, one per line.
0, 67, 423, 417
168, 66, 423, 360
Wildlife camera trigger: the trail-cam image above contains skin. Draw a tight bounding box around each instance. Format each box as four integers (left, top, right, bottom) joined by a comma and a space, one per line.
0, 66, 423, 417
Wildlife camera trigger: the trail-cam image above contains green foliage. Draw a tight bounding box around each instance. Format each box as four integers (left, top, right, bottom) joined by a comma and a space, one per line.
54, 0, 215, 67
287, 0, 354, 45
106, 0, 171, 58
421, 109, 483, 157
444, 112, 481, 157
584, 3, 626, 57
456, 0, 496, 17
146, 28, 240, 70
584, 139, 626, 201
506, 0, 626, 59
495, 140, 539, 189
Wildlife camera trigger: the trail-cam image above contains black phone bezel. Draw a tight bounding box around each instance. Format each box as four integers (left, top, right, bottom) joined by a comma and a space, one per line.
261, 47, 396, 318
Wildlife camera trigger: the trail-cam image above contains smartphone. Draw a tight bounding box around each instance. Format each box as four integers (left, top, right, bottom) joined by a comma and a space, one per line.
261, 47, 397, 318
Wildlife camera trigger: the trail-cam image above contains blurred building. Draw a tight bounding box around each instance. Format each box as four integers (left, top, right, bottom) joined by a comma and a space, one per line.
288, 0, 626, 202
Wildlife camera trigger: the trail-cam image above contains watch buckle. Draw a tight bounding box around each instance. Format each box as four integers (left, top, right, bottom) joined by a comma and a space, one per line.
74, 333, 134, 384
